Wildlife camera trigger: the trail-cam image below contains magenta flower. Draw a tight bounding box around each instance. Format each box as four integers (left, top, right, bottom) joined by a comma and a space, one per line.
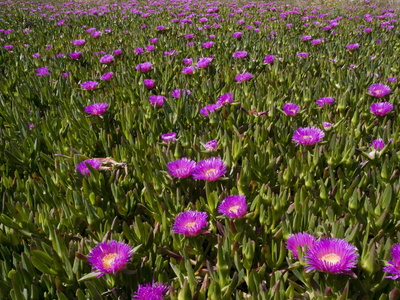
371, 138, 385, 150
4, 45, 13, 50
323, 122, 332, 130
197, 57, 213, 68
33, 53, 40, 59
301, 35, 312, 41
185, 33, 195, 39
368, 83, 391, 97
144, 79, 155, 89
149, 95, 165, 106
311, 38, 322, 45
297, 52, 309, 58
167, 158, 196, 179
316, 97, 335, 107
161, 132, 176, 143
383, 244, 400, 279
216, 93, 233, 106
292, 127, 325, 146
182, 66, 194, 74
69, 51, 81, 59
85, 102, 108, 115
132, 280, 169, 300
72, 39, 85, 45
183, 58, 193, 65
81, 81, 98, 90
286, 232, 316, 259
370, 102, 393, 116
192, 157, 227, 181
157, 26, 165, 31
202, 41, 214, 48
86, 27, 96, 33
233, 32, 242, 38
36, 66, 49, 77
99, 54, 113, 64
146, 45, 155, 52
218, 195, 247, 218
235, 72, 252, 83
264, 55, 275, 64
204, 140, 218, 151
114, 49, 122, 55
173, 211, 208, 236
164, 50, 177, 56
304, 238, 358, 274
88, 240, 133, 277
28, 122, 35, 129
75, 159, 102, 176
171, 89, 190, 98
187, 42, 194, 47
149, 37, 158, 44
91, 31, 101, 37
346, 43, 359, 50
101, 72, 114, 81
233, 51, 248, 59
136, 62, 153, 72
283, 103, 299, 116
388, 77, 397, 82
200, 104, 220, 117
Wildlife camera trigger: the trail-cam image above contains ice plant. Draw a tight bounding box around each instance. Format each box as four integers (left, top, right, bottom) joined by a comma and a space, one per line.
171, 89, 190, 98
233, 31, 242, 38
283, 103, 299, 116
383, 244, 400, 279
316, 97, 335, 107
72, 39, 85, 45
264, 55, 275, 64
69, 51, 81, 59
286, 233, 316, 259
182, 66, 194, 74
204, 140, 218, 151
297, 52, 309, 58
144, 79, 155, 89
371, 138, 385, 150
216, 93, 233, 106
202, 41, 214, 48
192, 157, 227, 181
292, 127, 325, 146
346, 43, 360, 50
173, 211, 208, 236
101, 72, 113, 81
235, 72, 252, 83
370, 102, 393, 116
304, 238, 358, 274
36, 66, 49, 77
81, 81, 98, 90
99, 54, 114, 63
149, 95, 165, 106
200, 104, 220, 117
132, 280, 169, 300
323, 122, 332, 130
233, 51, 248, 59
218, 195, 247, 218
136, 62, 153, 72
197, 57, 213, 68
167, 158, 196, 179
368, 83, 391, 97
161, 132, 176, 143
75, 159, 102, 176
85, 103, 108, 115
88, 240, 133, 277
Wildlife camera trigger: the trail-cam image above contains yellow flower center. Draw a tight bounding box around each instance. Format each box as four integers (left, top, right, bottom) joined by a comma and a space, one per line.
102, 253, 118, 269
205, 168, 218, 177
321, 253, 341, 264
228, 205, 240, 214
185, 221, 196, 229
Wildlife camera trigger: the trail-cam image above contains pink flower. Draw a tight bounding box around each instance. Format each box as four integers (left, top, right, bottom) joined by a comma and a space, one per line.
149, 95, 165, 106
72, 39, 85, 46
114, 49, 122, 55
99, 54, 114, 64
81, 81, 99, 90
144, 79, 155, 89
101, 72, 114, 81
69, 51, 81, 59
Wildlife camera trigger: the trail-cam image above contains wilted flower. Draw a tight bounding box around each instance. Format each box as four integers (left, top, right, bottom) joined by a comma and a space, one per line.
370, 102, 393, 116
72, 39, 85, 45
149, 95, 165, 106
200, 104, 220, 117
167, 158, 196, 179
132, 280, 169, 300
144, 79, 155, 89
171, 89, 190, 98
216, 93, 233, 106
136, 62, 153, 72
197, 57, 213, 68
192, 157, 227, 181
283, 103, 299, 116
85, 103, 108, 115
204, 140, 218, 151
368, 83, 391, 97
304, 238, 358, 274
218, 195, 247, 218
346, 43, 360, 50
233, 51, 247, 58
161, 132, 177, 143
383, 244, 400, 279
101, 72, 113, 81
69, 51, 81, 59
99, 54, 113, 63
292, 126, 325, 146
36, 66, 49, 76
264, 55, 275, 64
316, 97, 335, 107
235, 72, 252, 83
88, 240, 133, 277
81, 81, 98, 90
173, 211, 208, 236
286, 232, 316, 259
75, 159, 102, 176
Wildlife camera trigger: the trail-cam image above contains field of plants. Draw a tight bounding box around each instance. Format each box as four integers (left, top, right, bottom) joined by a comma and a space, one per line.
1, 0, 400, 298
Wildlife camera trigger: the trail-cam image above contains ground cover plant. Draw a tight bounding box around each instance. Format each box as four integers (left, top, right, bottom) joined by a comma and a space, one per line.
1, 0, 400, 298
